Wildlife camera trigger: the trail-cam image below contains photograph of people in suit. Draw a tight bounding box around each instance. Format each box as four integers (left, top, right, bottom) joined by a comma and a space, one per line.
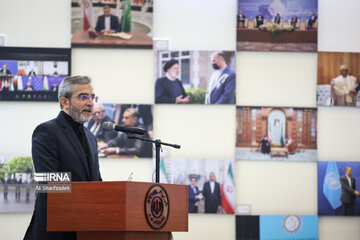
202, 172, 222, 214
188, 176, 203, 213
155, 59, 190, 104
24, 76, 102, 240
307, 12, 317, 29
1, 172, 11, 201
255, 12, 264, 28
87, 103, 118, 143
0, 64, 11, 75
340, 167, 360, 216
274, 13, 281, 24
290, 14, 298, 28
205, 52, 236, 104
237, 10, 246, 28
95, 4, 121, 33
97, 108, 152, 158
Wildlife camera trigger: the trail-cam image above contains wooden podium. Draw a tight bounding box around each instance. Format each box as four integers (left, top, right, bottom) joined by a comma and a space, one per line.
47, 181, 188, 240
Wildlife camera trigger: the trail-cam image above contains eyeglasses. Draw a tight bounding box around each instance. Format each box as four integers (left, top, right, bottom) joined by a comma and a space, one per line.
72, 93, 98, 103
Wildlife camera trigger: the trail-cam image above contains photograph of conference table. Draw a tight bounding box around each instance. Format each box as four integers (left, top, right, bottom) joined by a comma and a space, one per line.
236, 28, 317, 52
237, 29, 317, 43
71, 30, 152, 49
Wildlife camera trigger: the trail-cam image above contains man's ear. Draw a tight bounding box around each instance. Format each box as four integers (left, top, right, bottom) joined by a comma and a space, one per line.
60, 97, 70, 110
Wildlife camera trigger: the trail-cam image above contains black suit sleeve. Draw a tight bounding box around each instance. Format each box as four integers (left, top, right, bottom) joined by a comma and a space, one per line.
95, 16, 102, 32
155, 78, 172, 103
340, 176, 356, 197
216, 183, 222, 207
32, 124, 60, 174
112, 16, 121, 33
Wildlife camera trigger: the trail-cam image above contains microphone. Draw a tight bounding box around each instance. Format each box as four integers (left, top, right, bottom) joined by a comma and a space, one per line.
102, 122, 147, 135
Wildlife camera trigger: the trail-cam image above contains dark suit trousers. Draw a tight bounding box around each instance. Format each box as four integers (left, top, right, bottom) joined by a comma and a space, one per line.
341, 203, 354, 216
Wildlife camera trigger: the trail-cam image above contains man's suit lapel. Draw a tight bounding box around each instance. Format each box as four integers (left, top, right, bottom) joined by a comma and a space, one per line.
57, 114, 91, 179
84, 128, 97, 180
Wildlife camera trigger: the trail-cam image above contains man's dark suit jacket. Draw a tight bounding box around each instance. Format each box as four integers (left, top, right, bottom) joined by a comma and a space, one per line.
307, 15, 317, 28
256, 15, 264, 27
202, 181, 221, 213
290, 16, 298, 27
0, 68, 11, 75
155, 77, 187, 104
188, 185, 200, 213
95, 14, 121, 33
87, 115, 118, 142
340, 175, 356, 204
274, 16, 281, 24
209, 67, 236, 104
24, 112, 102, 240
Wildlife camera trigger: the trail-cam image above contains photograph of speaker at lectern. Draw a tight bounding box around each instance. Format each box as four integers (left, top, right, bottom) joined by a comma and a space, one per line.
86, 103, 153, 159
157, 158, 235, 214
0, 156, 35, 213
236, 106, 317, 162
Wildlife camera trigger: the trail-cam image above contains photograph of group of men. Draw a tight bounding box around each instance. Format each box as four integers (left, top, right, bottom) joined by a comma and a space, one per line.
0, 156, 35, 213
236, 107, 317, 161
237, 0, 318, 52
319, 161, 360, 216
86, 103, 153, 158
317, 52, 360, 107
0, 61, 68, 92
159, 158, 235, 214
154, 50, 236, 105
71, 0, 153, 48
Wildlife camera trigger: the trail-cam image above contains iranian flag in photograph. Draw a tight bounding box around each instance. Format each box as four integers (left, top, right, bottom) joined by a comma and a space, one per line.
221, 160, 235, 214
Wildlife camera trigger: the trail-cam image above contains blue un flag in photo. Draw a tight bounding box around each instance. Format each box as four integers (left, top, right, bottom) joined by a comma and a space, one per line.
323, 161, 342, 209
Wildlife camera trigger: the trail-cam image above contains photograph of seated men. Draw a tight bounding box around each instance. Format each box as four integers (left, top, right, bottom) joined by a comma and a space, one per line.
236, 106, 317, 162
237, 0, 318, 52
96, 106, 153, 158
71, 1, 153, 48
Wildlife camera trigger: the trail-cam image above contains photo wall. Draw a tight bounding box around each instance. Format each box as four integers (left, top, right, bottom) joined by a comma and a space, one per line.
1, 0, 360, 239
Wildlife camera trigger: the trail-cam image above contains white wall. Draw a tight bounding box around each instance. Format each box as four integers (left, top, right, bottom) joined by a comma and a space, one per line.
0, 0, 360, 239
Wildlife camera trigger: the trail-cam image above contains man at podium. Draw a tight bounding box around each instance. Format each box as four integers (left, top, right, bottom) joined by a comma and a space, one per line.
24, 76, 102, 240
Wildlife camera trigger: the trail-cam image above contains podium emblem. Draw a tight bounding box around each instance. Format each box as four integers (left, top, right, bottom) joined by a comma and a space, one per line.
145, 184, 170, 230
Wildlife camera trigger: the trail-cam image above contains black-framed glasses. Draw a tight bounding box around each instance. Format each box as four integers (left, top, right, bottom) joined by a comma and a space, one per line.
72, 93, 98, 103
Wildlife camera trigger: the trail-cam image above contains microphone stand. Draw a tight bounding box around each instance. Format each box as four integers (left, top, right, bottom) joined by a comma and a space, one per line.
127, 134, 180, 183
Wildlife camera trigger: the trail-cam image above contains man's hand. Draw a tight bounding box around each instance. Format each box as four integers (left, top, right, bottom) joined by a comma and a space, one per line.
102, 147, 118, 155
355, 190, 360, 196
97, 142, 108, 150
175, 95, 190, 104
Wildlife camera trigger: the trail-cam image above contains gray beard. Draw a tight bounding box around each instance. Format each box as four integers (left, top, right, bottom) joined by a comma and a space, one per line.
69, 102, 91, 124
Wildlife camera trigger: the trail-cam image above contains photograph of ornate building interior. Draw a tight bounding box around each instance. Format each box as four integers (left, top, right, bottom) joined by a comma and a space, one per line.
236, 107, 317, 161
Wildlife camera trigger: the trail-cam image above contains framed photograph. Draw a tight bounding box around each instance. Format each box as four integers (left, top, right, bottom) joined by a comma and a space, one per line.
237, 0, 318, 52
0, 47, 71, 102
154, 50, 236, 105
87, 103, 153, 158
71, 0, 153, 48
318, 161, 360, 216
0, 156, 35, 213
236, 106, 317, 161
317, 52, 360, 107
158, 158, 235, 214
